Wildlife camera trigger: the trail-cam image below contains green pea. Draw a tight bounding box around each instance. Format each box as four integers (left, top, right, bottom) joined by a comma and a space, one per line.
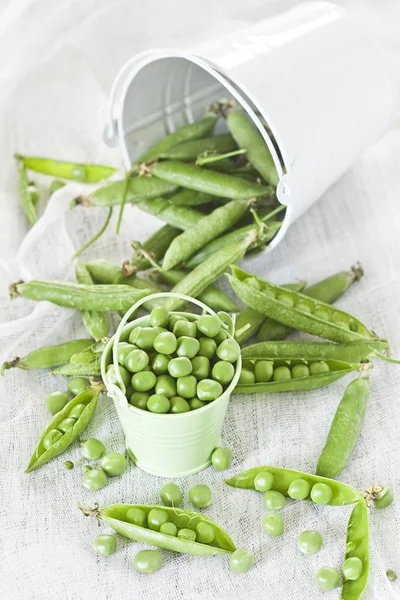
373, 486, 394, 509
216, 338, 240, 362
81, 438, 106, 460
155, 374, 177, 398
100, 452, 127, 476
333, 315, 350, 329
297, 530, 323, 555
117, 343, 137, 367
106, 364, 131, 388
316, 566, 340, 591
311, 483, 333, 505
243, 277, 262, 290
238, 368, 255, 385
84, 465, 92, 472
130, 391, 149, 410
169, 396, 190, 413
176, 336, 200, 358
262, 513, 284, 537
63, 460, 74, 470
263, 288, 276, 299
189, 484, 212, 508
92, 534, 116, 557
291, 364, 310, 379
177, 528, 196, 542
197, 379, 223, 402
71, 164, 88, 181
68, 403, 86, 419
342, 557, 363, 580
125, 385, 134, 399
68, 377, 90, 397
314, 307, 331, 321
272, 366, 292, 382
189, 397, 206, 410
169, 314, 188, 329
131, 370, 156, 392
177, 375, 198, 399
160, 482, 183, 507
130, 327, 159, 350
150, 306, 169, 328
168, 357, 193, 378
153, 331, 177, 355
147, 393, 170, 413
197, 314, 222, 338
310, 361, 330, 375
160, 522, 178, 536
295, 301, 313, 313
46, 391, 69, 414
173, 320, 197, 338
264, 490, 285, 511
287, 478, 311, 501
214, 329, 228, 345
195, 521, 215, 544
254, 471, 274, 492
211, 447, 232, 471
386, 569, 397, 582
147, 508, 169, 531
125, 349, 149, 373
276, 292, 295, 307
191, 356, 210, 380
198, 337, 217, 359
151, 353, 171, 374
254, 360, 273, 382
83, 467, 107, 491
58, 417, 76, 433
133, 549, 162, 573
126, 507, 147, 527
230, 548, 254, 573
212, 361, 235, 385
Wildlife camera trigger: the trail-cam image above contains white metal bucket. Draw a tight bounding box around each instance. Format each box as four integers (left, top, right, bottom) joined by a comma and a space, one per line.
100, 293, 242, 478
101, 1, 395, 248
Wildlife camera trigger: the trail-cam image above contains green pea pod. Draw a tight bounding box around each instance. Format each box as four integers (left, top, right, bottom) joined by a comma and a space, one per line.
241, 340, 389, 364
75, 177, 177, 208
225, 466, 362, 506
225, 108, 279, 186
160, 133, 237, 161
25, 387, 101, 473
84, 260, 126, 285
132, 224, 182, 271
49, 179, 66, 194
316, 377, 370, 479
69, 340, 108, 365
51, 359, 101, 376
75, 262, 109, 341
16, 154, 116, 182
10, 280, 149, 312
80, 503, 236, 556
341, 499, 369, 599
167, 188, 216, 206
1, 338, 93, 375
151, 161, 273, 200
233, 358, 361, 395
228, 266, 382, 343
16, 158, 37, 225
163, 199, 251, 270
257, 265, 364, 342
137, 197, 205, 230
235, 282, 307, 345
27, 181, 40, 204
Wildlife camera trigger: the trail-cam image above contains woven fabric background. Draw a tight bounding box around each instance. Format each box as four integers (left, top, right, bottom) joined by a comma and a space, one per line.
1, 1, 400, 599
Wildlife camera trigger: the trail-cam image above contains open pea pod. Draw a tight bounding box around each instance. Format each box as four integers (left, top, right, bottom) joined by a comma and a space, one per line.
233, 358, 361, 395
26, 387, 100, 473
227, 266, 384, 344
226, 466, 362, 506
86, 504, 236, 556
342, 499, 369, 599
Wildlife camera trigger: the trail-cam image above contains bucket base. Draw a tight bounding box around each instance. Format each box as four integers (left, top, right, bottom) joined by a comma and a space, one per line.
127, 446, 213, 478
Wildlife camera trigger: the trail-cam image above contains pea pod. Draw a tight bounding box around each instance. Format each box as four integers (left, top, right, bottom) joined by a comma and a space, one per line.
25, 387, 101, 473
137, 197, 205, 230
84, 259, 127, 285
225, 466, 362, 506
228, 266, 382, 343
163, 199, 251, 270
341, 500, 369, 599
15, 154, 116, 182
167, 188, 216, 206
257, 265, 364, 342
10, 280, 149, 312
132, 224, 182, 271
79, 503, 236, 556
51, 359, 101, 376
160, 134, 237, 161
16, 157, 37, 225
316, 377, 370, 479
151, 161, 273, 200
69, 340, 108, 365
74, 177, 177, 208
75, 262, 109, 341
1, 338, 92, 375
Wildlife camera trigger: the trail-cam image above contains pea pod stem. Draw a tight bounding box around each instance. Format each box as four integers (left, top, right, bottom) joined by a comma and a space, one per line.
159, 133, 237, 161
72, 208, 113, 259
115, 175, 129, 234
196, 148, 247, 166
15, 154, 116, 182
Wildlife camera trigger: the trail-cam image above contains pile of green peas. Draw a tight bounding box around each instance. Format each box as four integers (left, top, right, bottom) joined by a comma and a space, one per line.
81, 437, 127, 492
106, 307, 240, 413
239, 357, 331, 385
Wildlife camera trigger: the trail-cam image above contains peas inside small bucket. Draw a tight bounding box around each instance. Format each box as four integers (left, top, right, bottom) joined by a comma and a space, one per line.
101, 292, 241, 477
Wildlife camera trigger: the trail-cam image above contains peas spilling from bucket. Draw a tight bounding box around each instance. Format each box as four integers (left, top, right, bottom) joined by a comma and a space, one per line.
106, 308, 240, 414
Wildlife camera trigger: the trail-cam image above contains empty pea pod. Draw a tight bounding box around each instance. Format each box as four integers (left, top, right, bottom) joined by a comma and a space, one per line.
15, 153, 116, 182
159, 134, 237, 161
16, 157, 37, 225
341, 499, 369, 599
75, 262, 109, 341
131, 223, 182, 271
151, 161, 273, 200
25, 387, 101, 473
79, 503, 236, 556
228, 266, 383, 344
74, 177, 177, 208
225, 466, 362, 506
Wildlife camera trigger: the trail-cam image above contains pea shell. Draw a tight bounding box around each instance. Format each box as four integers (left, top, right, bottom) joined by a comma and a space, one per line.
99, 504, 236, 556
18, 155, 116, 182
225, 466, 361, 506
25, 388, 100, 473
342, 499, 369, 599
1, 338, 93, 374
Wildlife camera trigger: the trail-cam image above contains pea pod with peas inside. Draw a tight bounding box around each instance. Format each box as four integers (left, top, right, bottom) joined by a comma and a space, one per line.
228, 266, 384, 344
341, 499, 369, 599
225, 466, 362, 506
15, 154, 116, 182
79, 503, 236, 556
25, 387, 101, 473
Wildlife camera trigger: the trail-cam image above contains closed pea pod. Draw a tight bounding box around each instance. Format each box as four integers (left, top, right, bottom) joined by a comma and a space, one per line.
137, 197, 205, 229
132, 223, 181, 271
74, 176, 177, 208
341, 499, 369, 599
166, 188, 216, 206
160, 133, 237, 161
16, 154, 116, 182
75, 262, 109, 341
